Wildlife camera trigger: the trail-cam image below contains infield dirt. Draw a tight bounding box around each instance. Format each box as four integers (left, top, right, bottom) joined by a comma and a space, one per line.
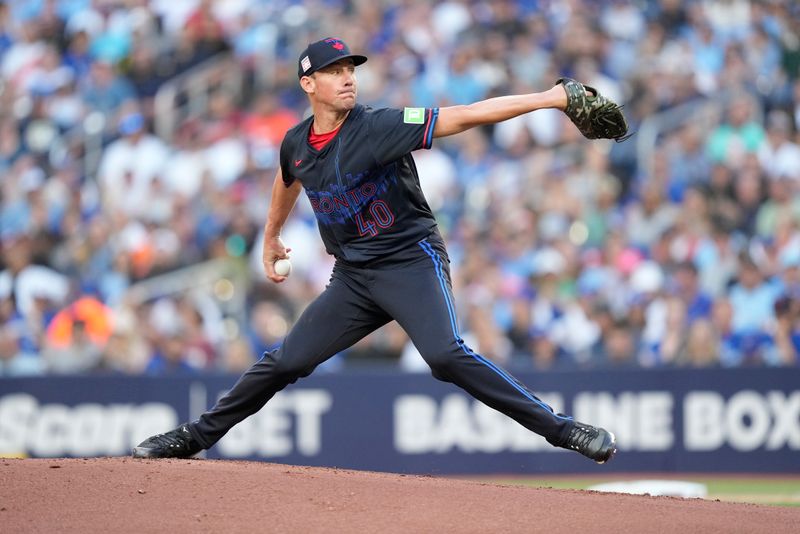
2, 457, 798, 533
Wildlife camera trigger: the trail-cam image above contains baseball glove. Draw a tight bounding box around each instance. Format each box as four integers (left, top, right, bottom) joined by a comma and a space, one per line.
556, 77, 631, 142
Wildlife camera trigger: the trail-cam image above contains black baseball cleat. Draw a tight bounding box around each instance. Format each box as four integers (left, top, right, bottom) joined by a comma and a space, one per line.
132, 423, 204, 459
563, 422, 617, 464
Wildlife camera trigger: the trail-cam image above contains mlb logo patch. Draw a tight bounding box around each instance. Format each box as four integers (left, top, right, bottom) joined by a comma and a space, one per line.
403, 107, 425, 124
301, 56, 311, 73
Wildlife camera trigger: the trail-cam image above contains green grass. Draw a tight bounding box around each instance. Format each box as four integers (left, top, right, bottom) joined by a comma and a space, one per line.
480, 476, 800, 507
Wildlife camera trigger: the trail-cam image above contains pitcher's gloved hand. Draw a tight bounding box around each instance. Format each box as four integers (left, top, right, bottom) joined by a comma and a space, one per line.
556, 77, 632, 142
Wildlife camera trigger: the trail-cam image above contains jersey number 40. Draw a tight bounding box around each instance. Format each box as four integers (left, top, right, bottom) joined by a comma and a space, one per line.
356, 200, 395, 237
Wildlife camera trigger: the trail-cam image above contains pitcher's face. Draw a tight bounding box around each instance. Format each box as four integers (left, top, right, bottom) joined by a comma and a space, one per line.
302, 58, 357, 112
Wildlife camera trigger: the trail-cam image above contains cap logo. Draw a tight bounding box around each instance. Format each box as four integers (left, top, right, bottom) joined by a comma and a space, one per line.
301, 55, 311, 72
325, 38, 345, 51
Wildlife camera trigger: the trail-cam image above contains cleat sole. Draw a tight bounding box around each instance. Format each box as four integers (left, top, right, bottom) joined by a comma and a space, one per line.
131, 447, 159, 459
131, 447, 200, 459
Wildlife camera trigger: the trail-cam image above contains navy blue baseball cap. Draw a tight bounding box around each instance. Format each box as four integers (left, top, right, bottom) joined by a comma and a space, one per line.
298, 37, 367, 78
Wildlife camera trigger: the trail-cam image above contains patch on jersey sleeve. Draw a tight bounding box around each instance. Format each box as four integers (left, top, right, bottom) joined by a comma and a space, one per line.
403, 107, 425, 124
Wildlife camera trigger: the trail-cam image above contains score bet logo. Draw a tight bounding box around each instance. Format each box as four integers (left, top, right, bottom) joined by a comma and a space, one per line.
403, 107, 425, 124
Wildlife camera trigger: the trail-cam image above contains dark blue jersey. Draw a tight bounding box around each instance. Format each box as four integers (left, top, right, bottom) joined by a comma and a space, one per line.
279, 104, 441, 265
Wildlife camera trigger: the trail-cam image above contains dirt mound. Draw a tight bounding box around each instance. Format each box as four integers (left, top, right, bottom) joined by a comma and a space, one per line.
2, 458, 798, 533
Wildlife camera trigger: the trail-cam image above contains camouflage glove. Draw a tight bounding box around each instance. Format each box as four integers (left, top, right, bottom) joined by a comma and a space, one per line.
556, 77, 631, 142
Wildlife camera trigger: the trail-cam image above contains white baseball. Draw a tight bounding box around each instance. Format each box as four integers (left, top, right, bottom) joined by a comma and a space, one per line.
274, 258, 292, 277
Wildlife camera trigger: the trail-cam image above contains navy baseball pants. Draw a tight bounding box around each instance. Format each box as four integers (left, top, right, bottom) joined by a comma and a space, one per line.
190, 237, 574, 449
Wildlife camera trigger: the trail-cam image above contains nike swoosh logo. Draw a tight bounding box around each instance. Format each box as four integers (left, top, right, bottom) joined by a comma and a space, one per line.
295, 160, 302, 166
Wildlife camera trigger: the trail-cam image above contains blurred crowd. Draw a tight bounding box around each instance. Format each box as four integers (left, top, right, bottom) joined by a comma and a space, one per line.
2, 0, 800, 377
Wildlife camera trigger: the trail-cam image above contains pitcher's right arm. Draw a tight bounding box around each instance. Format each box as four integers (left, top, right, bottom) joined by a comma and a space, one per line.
262, 168, 303, 283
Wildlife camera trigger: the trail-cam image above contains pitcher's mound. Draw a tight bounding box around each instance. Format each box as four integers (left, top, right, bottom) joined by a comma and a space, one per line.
2, 458, 798, 533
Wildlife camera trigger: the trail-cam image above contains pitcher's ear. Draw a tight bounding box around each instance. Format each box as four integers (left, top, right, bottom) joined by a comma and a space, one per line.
300, 74, 315, 95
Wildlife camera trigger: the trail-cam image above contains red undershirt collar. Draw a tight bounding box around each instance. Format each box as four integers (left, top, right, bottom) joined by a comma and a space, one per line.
308, 123, 343, 150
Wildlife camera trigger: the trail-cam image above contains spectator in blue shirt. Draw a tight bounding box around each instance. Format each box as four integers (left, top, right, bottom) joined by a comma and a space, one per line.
729, 255, 779, 335
672, 261, 713, 322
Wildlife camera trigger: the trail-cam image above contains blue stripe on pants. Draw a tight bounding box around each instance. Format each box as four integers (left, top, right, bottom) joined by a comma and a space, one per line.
418, 239, 570, 421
